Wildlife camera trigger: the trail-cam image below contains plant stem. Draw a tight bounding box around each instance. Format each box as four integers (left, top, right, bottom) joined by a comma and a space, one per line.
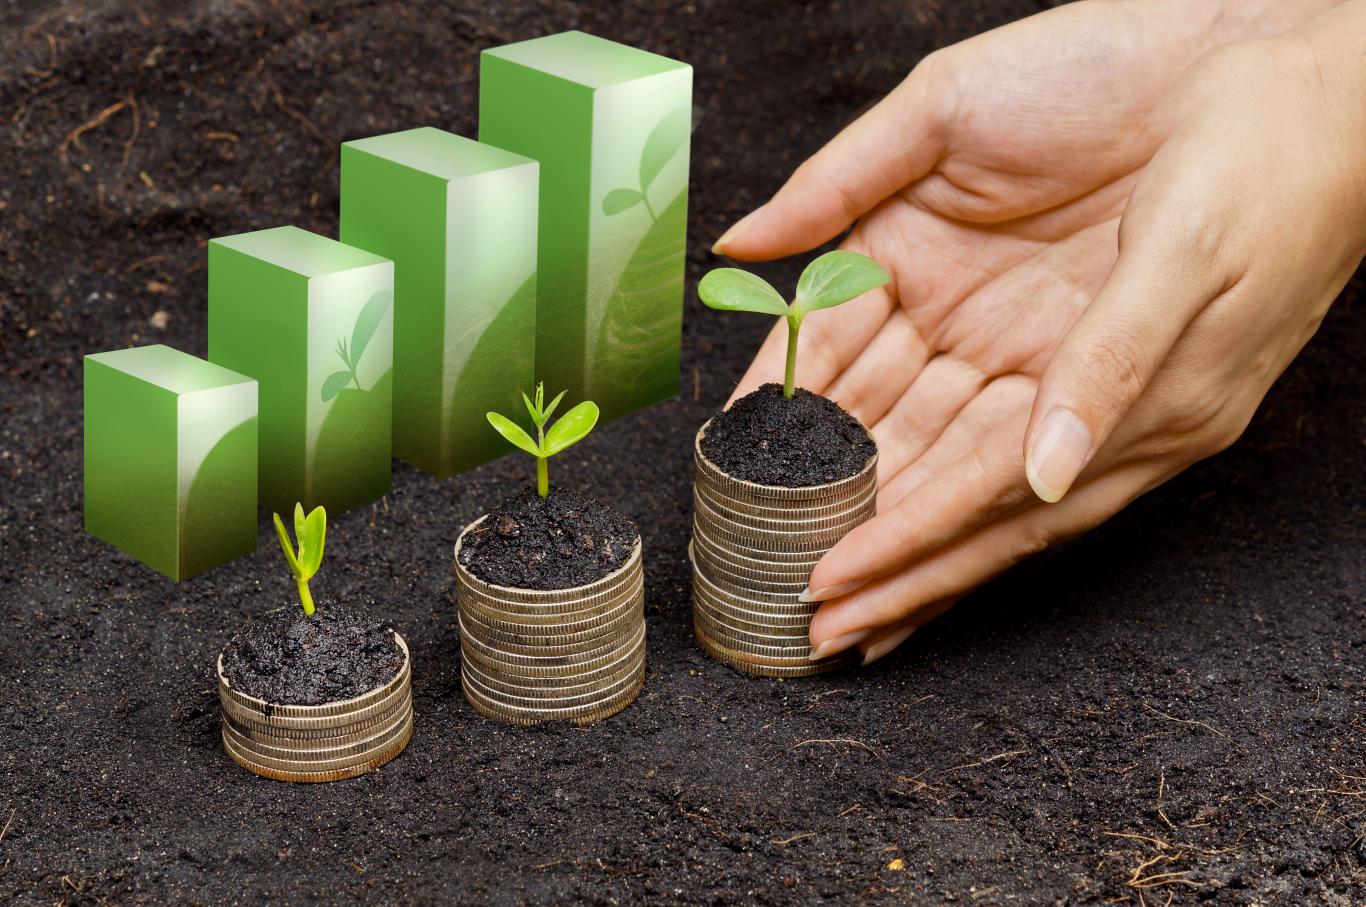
783, 313, 802, 399
536, 457, 549, 497
297, 577, 315, 617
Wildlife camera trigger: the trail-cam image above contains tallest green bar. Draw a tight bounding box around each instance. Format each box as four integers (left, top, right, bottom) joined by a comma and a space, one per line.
480, 31, 692, 421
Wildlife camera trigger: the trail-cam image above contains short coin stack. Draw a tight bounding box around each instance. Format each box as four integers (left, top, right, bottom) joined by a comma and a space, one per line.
454, 517, 646, 726
690, 422, 877, 676
218, 635, 413, 782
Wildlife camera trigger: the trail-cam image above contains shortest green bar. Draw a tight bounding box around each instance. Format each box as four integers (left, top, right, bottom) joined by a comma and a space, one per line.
84, 345, 258, 581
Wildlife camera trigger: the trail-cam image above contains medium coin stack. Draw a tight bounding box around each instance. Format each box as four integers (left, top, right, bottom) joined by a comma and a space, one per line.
218, 634, 413, 783
690, 421, 877, 677
454, 516, 647, 726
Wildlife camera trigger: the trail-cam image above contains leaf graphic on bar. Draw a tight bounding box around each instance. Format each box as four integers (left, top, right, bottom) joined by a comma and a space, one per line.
324, 289, 393, 400
321, 370, 353, 402
350, 289, 392, 368
601, 104, 690, 219
589, 190, 687, 413
638, 105, 690, 196
603, 188, 644, 215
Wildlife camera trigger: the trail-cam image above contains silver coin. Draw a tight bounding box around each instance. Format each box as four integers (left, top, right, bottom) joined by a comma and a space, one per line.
462, 658, 644, 709
695, 479, 876, 520
224, 699, 412, 762
223, 691, 412, 748
693, 487, 877, 532
693, 495, 874, 544
458, 581, 642, 629
694, 626, 851, 678
693, 621, 847, 668
219, 672, 411, 734
462, 643, 645, 698
458, 612, 642, 660
461, 630, 646, 682
459, 599, 641, 648
460, 621, 646, 671
223, 711, 414, 774
223, 720, 412, 782
461, 668, 644, 726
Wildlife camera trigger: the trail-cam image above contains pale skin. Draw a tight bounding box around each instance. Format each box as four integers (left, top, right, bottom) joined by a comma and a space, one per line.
713, 0, 1366, 665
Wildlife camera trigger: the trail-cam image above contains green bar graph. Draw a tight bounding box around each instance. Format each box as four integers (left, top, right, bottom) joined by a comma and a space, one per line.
479, 30, 692, 422
340, 127, 539, 478
84, 345, 258, 581
208, 226, 394, 514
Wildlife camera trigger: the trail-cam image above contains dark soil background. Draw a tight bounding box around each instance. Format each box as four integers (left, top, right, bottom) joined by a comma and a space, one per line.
1, 1, 1362, 904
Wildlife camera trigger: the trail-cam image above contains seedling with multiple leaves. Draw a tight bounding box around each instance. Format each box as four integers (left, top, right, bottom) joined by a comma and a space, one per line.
698, 250, 890, 398
273, 503, 327, 617
487, 384, 600, 497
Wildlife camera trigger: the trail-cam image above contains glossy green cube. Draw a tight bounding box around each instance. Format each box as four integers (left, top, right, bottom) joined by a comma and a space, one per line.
480, 30, 692, 422
340, 127, 538, 478
208, 226, 394, 514
84, 345, 258, 581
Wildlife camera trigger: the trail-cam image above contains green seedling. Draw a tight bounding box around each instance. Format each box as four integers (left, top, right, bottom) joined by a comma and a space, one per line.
698, 250, 890, 399
487, 383, 599, 498
273, 503, 327, 617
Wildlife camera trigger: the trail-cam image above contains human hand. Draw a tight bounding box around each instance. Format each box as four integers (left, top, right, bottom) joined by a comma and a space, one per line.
711, 0, 1366, 664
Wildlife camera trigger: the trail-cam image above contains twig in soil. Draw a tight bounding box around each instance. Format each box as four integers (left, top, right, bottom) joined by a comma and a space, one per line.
1125, 854, 1200, 891
122, 93, 140, 166
202, 131, 239, 142
1142, 703, 1231, 742
124, 254, 167, 273
0, 807, 14, 845
771, 832, 816, 846
59, 95, 133, 161
766, 737, 882, 763
943, 749, 1027, 774
1103, 831, 1169, 850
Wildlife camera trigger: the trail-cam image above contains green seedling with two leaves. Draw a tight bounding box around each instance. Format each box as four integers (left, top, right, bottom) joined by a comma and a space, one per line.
487, 383, 599, 498
273, 503, 327, 617
698, 250, 890, 399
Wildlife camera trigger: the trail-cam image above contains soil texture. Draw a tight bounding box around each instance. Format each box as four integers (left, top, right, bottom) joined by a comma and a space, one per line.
702, 383, 877, 487
460, 488, 639, 590
1, 1, 1363, 905
220, 605, 404, 706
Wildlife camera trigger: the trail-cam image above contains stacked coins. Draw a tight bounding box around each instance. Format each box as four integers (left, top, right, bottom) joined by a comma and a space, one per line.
218, 635, 413, 783
690, 421, 877, 677
454, 517, 646, 726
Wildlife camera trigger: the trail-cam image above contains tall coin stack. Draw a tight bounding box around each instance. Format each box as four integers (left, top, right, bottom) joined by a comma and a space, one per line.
690, 422, 877, 677
454, 517, 647, 726
218, 635, 414, 783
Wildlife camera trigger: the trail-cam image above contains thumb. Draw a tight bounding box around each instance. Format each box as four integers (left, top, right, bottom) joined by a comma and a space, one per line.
1024, 190, 1235, 503
713, 55, 952, 261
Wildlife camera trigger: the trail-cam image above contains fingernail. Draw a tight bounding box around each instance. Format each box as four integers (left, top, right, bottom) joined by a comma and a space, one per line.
1025, 407, 1091, 503
712, 205, 765, 255
861, 626, 917, 666
798, 580, 865, 603
808, 629, 872, 662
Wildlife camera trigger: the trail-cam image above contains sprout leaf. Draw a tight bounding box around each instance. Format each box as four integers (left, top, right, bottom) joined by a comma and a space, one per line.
792, 250, 889, 315
698, 269, 789, 317
543, 401, 599, 456
487, 412, 542, 457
